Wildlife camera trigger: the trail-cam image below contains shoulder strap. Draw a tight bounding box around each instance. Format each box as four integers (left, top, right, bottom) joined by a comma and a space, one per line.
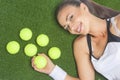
87, 19, 111, 60
106, 18, 111, 33
86, 34, 92, 60
106, 18, 112, 42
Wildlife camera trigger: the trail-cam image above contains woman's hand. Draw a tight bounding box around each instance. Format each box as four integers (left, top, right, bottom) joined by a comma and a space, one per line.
31, 53, 55, 74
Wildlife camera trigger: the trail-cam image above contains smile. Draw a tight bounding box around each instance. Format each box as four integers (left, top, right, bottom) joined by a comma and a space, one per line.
76, 22, 82, 33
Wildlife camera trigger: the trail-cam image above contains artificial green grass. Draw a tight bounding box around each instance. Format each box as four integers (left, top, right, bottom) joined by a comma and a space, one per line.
0, 0, 119, 80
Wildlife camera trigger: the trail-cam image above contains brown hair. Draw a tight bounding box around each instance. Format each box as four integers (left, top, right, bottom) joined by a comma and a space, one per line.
56, 0, 120, 19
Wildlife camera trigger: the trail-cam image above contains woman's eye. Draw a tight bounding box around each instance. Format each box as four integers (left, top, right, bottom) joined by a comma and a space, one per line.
70, 15, 73, 21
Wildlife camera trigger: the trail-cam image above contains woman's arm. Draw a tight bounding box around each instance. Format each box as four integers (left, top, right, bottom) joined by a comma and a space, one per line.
65, 75, 79, 80
73, 36, 95, 80
31, 54, 80, 80
31, 36, 95, 80
110, 14, 120, 36
116, 14, 120, 29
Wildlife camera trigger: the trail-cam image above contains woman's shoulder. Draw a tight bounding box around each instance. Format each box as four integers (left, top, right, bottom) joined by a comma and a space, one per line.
115, 14, 120, 20
115, 14, 120, 27
73, 35, 90, 57
74, 35, 86, 44
73, 35, 89, 51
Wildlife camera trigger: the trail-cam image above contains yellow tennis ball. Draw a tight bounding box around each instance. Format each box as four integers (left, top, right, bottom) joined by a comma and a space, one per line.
48, 47, 61, 59
6, 41, 20, 54
24, 43, 37, 57
34, 55, 47, 69
36, 34, 49, 47
19, 28, 32, 41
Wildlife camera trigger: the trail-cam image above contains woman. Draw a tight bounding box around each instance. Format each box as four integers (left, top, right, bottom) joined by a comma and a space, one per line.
32, 0, 120, 80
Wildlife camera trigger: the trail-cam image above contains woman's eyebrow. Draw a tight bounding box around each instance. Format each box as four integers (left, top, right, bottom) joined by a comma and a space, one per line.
64, 25, 68, 30
63, 25, 66, 29
63, 15, 68, 28
66, 15, 68, 21
66, 13, 70, 21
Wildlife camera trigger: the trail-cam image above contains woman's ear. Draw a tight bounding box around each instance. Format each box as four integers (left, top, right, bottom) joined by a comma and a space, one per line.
80, 3, 89, 12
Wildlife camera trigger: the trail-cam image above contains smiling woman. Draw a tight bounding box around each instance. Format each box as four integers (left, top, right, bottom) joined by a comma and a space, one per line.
57, 4, 87, 35
31, 0, 120, 80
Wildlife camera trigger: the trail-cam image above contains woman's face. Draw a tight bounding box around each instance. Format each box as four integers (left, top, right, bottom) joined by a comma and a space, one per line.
57, 3, 90, 35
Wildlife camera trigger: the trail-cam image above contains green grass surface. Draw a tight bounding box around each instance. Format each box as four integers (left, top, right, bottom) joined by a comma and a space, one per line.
0, 0, 119, 80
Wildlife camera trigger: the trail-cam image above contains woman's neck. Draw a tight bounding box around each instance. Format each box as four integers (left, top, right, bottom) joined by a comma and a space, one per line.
89, 16, 107, 38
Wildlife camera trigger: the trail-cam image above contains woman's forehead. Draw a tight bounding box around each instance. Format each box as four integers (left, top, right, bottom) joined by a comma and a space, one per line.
60, 5, 78, 13
58, 5, 78, 18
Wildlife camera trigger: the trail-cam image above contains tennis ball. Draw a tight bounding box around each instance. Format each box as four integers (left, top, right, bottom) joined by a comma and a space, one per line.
48, 47, 61, 59
6, 41, 20, 54
24, 43, 37, 57
19, 28, 32, 41
34, 56, 47, 69
36, 34, 49, 47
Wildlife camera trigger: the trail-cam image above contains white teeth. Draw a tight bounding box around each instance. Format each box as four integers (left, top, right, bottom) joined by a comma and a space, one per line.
77, 23, 82, 33
77, 26, 80, 32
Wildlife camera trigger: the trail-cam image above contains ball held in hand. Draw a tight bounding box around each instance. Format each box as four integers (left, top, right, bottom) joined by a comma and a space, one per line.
34, 55, 47, 69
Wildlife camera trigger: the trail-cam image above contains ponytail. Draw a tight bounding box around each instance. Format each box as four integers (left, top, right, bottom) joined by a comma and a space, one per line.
81, 0, 120, 19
